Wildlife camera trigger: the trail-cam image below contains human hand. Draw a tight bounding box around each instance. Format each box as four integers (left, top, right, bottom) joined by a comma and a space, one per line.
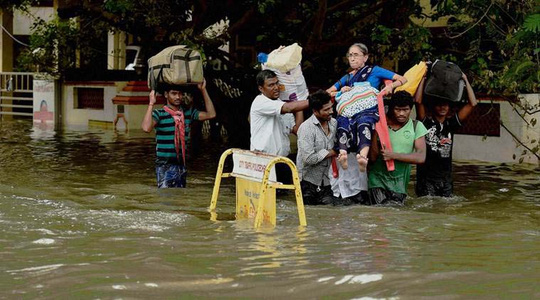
149, 90, 157, 106
197, 79, 207, 90
381, 84, 393, 96
461, 73, 468, 81
340, 86, 352, 93
381, 149, 396, 161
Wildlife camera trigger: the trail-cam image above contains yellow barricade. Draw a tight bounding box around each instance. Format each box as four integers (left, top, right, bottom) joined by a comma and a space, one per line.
209, 148, 307, 228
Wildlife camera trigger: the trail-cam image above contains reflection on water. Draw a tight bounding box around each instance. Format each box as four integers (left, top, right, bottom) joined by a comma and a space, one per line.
0, 119, 539, 298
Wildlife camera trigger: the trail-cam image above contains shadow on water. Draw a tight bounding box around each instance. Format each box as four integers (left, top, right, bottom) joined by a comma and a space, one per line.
1, 119, 539, 298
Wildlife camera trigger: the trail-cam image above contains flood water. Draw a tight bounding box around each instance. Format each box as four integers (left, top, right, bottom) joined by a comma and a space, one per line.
1, 119, 538, 299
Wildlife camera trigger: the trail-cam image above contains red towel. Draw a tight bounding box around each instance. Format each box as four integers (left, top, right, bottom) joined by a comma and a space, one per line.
163, 106, 186, 164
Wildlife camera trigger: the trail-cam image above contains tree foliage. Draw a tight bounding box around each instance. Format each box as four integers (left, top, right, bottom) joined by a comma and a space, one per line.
7, 0, 430, 85
3, 0, 537, 92
430, 0, 538, 95
2, 0, 538, 155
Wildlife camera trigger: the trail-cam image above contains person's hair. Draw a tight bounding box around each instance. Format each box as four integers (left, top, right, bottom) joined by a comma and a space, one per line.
428, 96, 450, 109
388, 91, 414, 110
350, 43, 369, 55
308, 90, 332, 111
256, 70, 277, 87
160, 83, 196, 95
159, 83, 181, 94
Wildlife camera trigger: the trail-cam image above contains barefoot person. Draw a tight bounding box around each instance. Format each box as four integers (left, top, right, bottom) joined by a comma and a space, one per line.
326, 43, 407, 172
142, 80, 216, 188
333, 81, 379, 172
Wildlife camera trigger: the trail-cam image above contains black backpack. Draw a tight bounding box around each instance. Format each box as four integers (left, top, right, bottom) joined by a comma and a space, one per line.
424, 60, 465, 102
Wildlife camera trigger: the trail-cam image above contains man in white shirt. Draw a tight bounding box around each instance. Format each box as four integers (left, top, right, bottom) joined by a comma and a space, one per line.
250, 70, 308, 182
250, 70, 308, 155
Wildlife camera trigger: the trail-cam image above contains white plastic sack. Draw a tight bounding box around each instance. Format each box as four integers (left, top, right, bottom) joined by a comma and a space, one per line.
263, 64, 308, 102
266, 43, 303, 72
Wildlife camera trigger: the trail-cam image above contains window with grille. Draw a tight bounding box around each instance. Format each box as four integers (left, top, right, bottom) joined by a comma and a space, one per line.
76, 88, 104, 109
456, 103, 500, 137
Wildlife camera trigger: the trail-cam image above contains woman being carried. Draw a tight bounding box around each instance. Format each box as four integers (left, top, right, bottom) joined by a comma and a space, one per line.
326, 43, 407, 172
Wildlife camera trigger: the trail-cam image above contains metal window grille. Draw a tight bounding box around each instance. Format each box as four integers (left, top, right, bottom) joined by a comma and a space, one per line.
77, 88, 104, 109
456, 103, 500, 137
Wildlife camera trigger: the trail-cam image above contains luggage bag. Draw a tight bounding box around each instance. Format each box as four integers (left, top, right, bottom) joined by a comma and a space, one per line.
147, 45, 204, 90
424, 60, 464, 102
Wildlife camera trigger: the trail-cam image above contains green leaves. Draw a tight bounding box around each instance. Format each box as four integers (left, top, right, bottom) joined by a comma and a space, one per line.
523, 14, 540, 33
103, 0, 134, 14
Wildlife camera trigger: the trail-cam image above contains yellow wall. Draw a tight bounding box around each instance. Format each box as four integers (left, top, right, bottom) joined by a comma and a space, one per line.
0, 10, 13, 72
410, 0, 451, 27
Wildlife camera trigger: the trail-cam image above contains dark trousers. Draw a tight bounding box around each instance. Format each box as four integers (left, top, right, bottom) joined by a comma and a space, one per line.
336, 107, 379, 152
368, 188, 407, 205
300, 181, 335, 205
156, 164, 187, 188
416, 178, 453, 197
333, 190, 370, 206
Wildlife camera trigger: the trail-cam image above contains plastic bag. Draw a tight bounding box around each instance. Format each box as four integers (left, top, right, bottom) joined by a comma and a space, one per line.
395, 61, 427, 96
266, 43, 303, 72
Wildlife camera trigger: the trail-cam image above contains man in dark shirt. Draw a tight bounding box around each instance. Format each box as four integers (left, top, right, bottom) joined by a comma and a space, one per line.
415, 73, 477, 197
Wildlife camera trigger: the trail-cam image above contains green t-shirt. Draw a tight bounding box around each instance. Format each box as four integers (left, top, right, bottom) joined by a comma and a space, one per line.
368, 118, 428, 194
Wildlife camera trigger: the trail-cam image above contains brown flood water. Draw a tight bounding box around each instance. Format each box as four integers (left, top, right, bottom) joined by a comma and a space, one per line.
0, 119, 538, 299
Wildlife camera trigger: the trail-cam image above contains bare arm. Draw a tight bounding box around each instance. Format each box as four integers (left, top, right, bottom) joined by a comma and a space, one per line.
381, 136, 426, 164
291, 110, 304, 135
457, 74, 478, 122
414, 77, 427, 120
369, 129, 380, 162
327, 79, 352, 96
326, 85, 338, 97
196, 79, 216, 121
141, 90, 157, 132
381, 73, 408, 95
281, 99, 309, 114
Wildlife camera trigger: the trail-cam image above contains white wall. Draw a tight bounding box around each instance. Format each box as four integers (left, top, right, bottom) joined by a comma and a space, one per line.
62, 82, 119, 128
453, 94, 539, 164
14, 7, 55, 36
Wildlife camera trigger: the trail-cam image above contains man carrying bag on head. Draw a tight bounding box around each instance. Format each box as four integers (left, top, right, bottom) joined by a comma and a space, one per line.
142, 46, 216, 188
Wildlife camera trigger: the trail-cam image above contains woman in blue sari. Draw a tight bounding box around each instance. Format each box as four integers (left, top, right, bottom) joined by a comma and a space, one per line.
326, 43, 407, 97
326, 43, 407, 205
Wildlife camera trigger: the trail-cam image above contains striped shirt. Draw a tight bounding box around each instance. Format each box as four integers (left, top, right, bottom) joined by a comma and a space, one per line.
152, 106, 199, 165
296, 114, 337, 186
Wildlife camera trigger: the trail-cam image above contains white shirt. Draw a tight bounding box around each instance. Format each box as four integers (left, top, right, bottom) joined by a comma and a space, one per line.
329, 153, 368, 198
249, 94, 290, 156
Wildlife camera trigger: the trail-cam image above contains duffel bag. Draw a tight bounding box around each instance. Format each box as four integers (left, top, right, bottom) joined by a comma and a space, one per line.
147, 45, 204, 90
424, 59, 464, 102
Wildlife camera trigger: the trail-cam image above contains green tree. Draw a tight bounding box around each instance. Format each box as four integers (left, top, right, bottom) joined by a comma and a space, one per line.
3, 0, 431, 81
431, 0, 538, 94
430, 0, 539, 160
2, 0, 537, 157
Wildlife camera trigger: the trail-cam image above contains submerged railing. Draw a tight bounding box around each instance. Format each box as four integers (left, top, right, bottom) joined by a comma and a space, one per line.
0, 72, 34, 117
